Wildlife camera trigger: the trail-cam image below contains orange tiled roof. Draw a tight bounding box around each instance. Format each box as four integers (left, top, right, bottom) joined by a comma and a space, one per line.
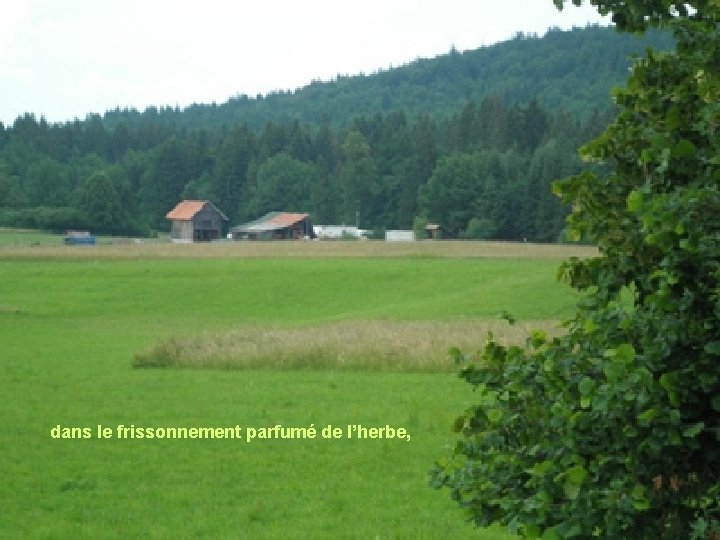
166, 200, 228, 221
166, 200, 207, 220
268, 212, 309, 227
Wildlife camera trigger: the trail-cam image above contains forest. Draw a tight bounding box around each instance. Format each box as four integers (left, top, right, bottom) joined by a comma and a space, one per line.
0, 25, 672, 241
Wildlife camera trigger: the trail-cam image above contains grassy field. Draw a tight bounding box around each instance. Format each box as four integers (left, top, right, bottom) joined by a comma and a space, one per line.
0, 228, 70, 247
1, 238, 594, 539
0, 227, 168, 248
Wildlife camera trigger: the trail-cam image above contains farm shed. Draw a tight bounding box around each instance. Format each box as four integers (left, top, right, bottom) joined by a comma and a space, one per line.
166, 200, 228, 243
230, 212, 315, 240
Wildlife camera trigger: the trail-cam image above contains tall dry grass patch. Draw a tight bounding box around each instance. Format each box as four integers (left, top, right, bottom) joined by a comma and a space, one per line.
133, 320, 563, 372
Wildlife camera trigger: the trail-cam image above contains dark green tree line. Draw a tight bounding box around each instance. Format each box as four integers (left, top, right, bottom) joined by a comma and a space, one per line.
0, 96, 600, 239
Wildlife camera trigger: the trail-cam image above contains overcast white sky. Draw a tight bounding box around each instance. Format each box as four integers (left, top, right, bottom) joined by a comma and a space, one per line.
1, 1, 609, 125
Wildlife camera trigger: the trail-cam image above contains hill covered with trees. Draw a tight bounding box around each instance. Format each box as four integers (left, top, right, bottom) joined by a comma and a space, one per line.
0, 25, 672, 241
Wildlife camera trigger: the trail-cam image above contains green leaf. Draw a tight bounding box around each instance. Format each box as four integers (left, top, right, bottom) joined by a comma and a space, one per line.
486, 409, 503, 424
672, 138, 697, 158
566, 464, 588, 485
637, 408, 658, 426
666, 105, 681, 130
631, 483, 650, 509
603, 360, 625, 383
683, 422, 705, 438
529, 330, 546, 348
617, 343, 636, 363
659, 373, 674, 392
659, 374, 680, 406
563, 482, 581, 500
566, 227, 582, 242
578, 377, 595, 396
583, 318, 597, 334
711, 395, 720, 413
540, 528, 561, 540
626, 190, 644, 212
704, 342, 720, 355
528, 460, 554, 476
605, 343, 635, 364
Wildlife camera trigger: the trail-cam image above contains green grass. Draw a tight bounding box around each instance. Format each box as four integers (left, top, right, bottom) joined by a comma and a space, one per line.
0, 257, 579, 323
0, 254, 584, 538
0, 227, 66, 246
0, 228, 170, 248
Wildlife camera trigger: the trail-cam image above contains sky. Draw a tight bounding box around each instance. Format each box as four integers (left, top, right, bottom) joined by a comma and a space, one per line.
1, 0, 609, 126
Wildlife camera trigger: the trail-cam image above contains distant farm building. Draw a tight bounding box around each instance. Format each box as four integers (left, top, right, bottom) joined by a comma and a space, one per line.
423, 223, 454, 240
313, 225, 369, 240
230, 212, 315, 240
385, 230, 416, 242
166, 200, 228, 243
64, 230, 96, 245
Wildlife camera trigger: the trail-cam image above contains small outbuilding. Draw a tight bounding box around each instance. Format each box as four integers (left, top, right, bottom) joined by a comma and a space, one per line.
423, 223, 454, 240
166, 200, 228, 243
230, 212, 315, 240
64, 230, 96, 245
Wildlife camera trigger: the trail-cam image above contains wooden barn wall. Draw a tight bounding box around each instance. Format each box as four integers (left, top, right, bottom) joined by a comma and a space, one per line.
192, 208, 224, 231
170, 220, 194, 240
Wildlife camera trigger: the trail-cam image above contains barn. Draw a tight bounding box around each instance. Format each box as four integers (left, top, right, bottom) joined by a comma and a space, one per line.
166, 200, 228, 243
230, 212, 315, 240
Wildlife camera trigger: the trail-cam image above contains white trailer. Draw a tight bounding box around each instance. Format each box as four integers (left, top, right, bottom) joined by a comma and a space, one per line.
385, 230, 415, 242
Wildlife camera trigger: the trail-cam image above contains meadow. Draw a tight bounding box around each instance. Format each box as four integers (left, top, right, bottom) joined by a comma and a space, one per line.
1, 234, 595, 539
